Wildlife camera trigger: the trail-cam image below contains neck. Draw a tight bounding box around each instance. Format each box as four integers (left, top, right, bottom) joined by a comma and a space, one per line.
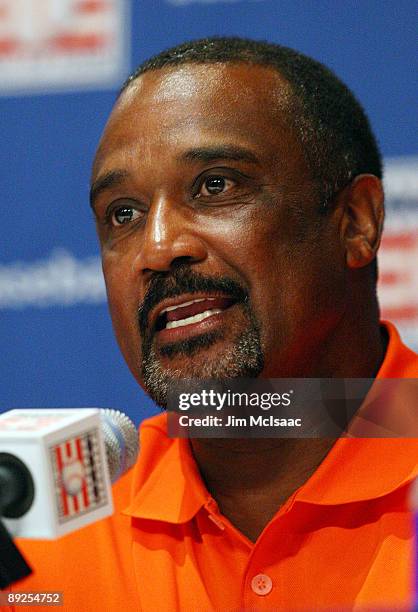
190, 305, 388, 542
190, 436, 336, 542
313, 307, 387, 378
313, 278, 387, 378
268, 283, 386, 379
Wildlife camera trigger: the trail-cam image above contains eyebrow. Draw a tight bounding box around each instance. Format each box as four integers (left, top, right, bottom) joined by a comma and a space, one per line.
89, 169, 129, 209
180, 145, 261, 166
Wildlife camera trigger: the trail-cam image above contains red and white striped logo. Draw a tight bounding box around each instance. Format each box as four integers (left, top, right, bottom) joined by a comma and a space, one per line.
51, 430, 107, 522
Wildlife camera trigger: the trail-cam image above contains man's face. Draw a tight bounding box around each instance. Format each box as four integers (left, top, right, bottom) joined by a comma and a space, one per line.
91, 63, 346, 406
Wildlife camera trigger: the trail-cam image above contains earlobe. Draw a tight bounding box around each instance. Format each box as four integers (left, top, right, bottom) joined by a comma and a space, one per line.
342, 174, 385, 269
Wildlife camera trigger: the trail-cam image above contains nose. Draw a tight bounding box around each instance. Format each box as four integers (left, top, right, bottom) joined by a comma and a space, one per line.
133, 195, 207, 275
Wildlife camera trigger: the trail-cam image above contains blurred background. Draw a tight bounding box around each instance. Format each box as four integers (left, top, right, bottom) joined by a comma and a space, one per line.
1, 0, 417, 425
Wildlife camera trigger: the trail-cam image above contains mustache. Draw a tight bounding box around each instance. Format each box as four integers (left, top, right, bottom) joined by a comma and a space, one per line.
138, 265, 248, 336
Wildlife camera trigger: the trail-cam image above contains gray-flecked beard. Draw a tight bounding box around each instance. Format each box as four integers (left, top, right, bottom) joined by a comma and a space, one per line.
141, 309, 264, 409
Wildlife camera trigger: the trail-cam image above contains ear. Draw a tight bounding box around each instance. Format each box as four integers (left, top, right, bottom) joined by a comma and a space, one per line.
340, 174, 384, 269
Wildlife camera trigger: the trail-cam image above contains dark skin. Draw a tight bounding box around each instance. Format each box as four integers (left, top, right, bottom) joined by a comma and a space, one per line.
91, 63, 386, 542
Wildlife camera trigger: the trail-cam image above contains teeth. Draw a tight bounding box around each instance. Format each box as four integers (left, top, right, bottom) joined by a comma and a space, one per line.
165, 309, 222, 329
161, 297, 215, 314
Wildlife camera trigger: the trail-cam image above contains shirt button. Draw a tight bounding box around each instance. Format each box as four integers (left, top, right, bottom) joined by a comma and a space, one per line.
251, 573, 273, 596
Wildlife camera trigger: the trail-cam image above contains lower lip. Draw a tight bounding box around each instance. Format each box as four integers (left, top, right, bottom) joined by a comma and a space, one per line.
155, 305, 236, 344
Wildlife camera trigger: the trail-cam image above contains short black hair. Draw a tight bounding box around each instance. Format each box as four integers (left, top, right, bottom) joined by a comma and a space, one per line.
122, 36, 383, 209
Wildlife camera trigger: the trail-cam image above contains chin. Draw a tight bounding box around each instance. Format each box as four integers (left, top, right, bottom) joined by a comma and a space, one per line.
140, 328, 264, 409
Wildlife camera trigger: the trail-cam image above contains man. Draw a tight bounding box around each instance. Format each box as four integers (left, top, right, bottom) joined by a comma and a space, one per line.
11, 37, 418, 610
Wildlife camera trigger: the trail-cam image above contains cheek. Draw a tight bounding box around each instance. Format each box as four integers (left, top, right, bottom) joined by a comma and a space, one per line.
102, 254, 143, 364
243, 216, 345, 333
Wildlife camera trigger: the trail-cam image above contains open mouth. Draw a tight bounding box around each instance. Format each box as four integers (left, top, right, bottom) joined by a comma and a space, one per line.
155, 296, 237, 335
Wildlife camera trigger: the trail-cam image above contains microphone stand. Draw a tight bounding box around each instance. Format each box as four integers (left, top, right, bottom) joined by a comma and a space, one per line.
0, 452, 34, 588
0, 519, 32, 589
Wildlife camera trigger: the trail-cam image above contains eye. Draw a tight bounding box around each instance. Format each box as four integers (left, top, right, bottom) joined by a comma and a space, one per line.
199, 176, 234, 196
109, 204, 142, 227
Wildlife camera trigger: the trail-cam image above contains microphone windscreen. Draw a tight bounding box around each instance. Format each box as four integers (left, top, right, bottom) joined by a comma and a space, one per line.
100, 409, 139, 482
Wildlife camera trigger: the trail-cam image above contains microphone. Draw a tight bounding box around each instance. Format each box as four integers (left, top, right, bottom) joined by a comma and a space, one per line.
0, 408, 139, 540
100, 409, 139, 483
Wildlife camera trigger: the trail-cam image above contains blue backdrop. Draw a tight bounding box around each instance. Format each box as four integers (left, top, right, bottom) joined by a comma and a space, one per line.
1, 0, 417, 425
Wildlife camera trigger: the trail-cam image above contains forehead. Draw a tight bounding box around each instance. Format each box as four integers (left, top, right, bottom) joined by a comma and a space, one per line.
92, 63, 298, 178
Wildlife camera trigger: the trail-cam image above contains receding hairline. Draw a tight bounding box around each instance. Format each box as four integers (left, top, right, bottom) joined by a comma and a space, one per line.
120, 36, 321, 95
118, 59, 295, 108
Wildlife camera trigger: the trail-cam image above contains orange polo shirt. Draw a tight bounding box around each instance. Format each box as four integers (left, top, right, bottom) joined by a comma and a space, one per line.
7, 322, 418, 611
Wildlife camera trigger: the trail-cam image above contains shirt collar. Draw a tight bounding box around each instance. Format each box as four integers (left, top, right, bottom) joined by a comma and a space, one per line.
123, 322, 418, 521
122, 417, 209, 523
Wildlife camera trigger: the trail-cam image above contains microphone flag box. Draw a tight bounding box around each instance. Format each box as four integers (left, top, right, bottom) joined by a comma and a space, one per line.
0, 408, 113, 539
